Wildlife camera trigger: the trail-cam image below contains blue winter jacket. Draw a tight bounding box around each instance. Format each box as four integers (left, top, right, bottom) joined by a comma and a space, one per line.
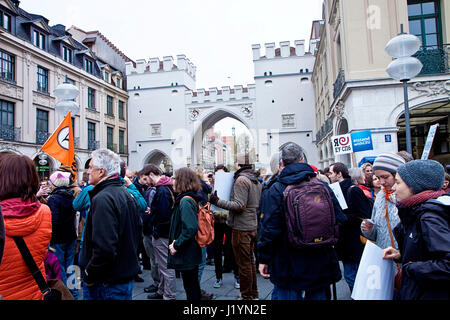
257, 163, 343, 290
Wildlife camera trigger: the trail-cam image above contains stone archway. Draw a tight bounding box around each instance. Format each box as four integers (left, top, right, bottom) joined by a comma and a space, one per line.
191, 109, 255, 170
144, 149, 173, 173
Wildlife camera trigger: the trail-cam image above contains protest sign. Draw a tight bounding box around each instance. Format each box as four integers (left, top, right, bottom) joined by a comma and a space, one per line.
211, 172, 234, 211
331, 134, 353, 155
351, 241, 395, 300
329, 182, 348, 210
421, 124, 439, 160
351, 130, 373, 153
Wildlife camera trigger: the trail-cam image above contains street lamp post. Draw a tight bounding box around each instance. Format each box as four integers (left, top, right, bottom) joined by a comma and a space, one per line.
385, 25, 423, 155
54, 76, 80, 116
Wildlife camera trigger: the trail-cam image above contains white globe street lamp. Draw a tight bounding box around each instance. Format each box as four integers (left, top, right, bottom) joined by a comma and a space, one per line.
54, 76, 80, 116
385, 25, 423, 155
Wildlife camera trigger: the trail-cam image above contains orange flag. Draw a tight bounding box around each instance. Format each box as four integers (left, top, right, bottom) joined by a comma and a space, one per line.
41, 112, 77, 176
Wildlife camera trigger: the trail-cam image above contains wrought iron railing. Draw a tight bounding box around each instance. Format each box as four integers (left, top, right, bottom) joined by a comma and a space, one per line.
333, 69, 345, 99
316, 118, 333, 143
0, 125, 21, 141
88, 140, 100, 151
36, 130, 51, 145
119, 145, 128, 154
414, 44, 449, 75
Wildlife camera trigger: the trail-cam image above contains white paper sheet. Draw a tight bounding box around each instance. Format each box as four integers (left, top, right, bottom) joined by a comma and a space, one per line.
329, 182, 348, 210
351, 240, 396, 300
211, 172, 234, 211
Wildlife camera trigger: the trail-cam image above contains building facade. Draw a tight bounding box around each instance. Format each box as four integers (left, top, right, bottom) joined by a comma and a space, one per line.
126, 40, 318, 172
312, 0, 450, 168
0, 0, 132, 179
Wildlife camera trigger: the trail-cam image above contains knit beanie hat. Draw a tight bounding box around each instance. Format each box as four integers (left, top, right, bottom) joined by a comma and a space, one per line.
372, 153, 406, 175
49, 171, 71, 187
397, 160, 445, 194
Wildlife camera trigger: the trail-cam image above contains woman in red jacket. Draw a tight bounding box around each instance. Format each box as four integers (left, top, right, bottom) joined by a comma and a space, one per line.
0, 154, 52, 300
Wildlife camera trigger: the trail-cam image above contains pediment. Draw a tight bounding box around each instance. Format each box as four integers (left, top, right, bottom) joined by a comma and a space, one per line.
0, 0, 19, 14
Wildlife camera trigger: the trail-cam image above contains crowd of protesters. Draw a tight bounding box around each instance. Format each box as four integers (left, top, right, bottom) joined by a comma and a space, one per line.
0, 144, 449, 301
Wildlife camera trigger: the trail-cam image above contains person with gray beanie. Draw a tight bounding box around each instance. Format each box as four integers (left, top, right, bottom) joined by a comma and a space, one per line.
361, 153, 406, 251
383, 160, 450, 300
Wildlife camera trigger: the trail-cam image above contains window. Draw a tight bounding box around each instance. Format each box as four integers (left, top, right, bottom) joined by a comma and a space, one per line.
1, 12, 11, 32
62, 46, 72, 63
36, 109, 49, 144
116, 78, 121, 89
107, 95, 114, 115
0, 99, 15, 140
0, 50, 15, 82
87, 121, 96, 149
71, 117, 75, 137
119, 129, 125, 153
87, 87, 95, 110
0, 99, 14, 127
107, 127, 114, 151
118, 100, 125, 120
85, 59, 93, 74
37, 66, 48, 93
408, 0, 441, 48
282, 114, 296, 129
104, 71, 109, 82
33, 30, 46, 50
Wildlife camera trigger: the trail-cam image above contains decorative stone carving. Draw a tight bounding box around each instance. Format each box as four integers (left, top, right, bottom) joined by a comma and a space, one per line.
241, 104, 253, 118
33, 92, 54, 107
412, 80, 450, 97
334, 100, 345, 120
0, 82, 23, 100
189, 109, 200, 121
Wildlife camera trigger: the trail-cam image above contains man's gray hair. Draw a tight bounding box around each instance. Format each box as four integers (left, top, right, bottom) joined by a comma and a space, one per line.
281, 142, 304, 166
91, 148, 121, 176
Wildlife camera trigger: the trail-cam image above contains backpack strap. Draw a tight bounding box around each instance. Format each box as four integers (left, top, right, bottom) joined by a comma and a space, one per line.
12, 236, 51, 298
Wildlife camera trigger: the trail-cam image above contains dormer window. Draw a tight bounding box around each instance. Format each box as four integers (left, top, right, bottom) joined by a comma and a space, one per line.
33, 30, 46, 50
62, 46, 72, 63
116, 78, 121, 89
104, 71, 109, 82
85, 59, 93, 74
0, 12, 11, 32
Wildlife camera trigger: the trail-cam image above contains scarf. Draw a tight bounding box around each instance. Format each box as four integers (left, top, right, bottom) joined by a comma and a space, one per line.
383, 188, 395, 217
397, 189, 446, 208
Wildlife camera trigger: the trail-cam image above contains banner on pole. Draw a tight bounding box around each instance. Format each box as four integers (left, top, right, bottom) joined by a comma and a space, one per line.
41, 112, 77, 177
332, 131, 373, 156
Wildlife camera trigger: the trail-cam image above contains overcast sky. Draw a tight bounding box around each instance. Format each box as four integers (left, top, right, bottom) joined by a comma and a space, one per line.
20, 0, 323, 90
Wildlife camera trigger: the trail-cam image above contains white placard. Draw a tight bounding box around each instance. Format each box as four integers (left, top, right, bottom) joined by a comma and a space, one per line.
329, 182, 348, 210
421, 124, 439, 160
211, 172, 234, 211
351, 241, 396, 300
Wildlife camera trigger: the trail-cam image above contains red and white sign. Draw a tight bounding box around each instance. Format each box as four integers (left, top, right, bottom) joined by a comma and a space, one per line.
332, 134, 353, 155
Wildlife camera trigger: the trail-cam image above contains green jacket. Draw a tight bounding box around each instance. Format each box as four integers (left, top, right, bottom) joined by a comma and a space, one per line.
167, 195, 202, 271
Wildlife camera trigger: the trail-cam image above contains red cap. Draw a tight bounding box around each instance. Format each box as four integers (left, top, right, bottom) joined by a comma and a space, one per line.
309, 165, 319, 173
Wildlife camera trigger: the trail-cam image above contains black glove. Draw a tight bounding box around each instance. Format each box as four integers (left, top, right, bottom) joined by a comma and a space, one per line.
209, 191, 220, 205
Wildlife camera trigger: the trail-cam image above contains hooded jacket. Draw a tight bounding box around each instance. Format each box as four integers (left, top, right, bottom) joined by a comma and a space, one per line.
47, 187, 76, 244
0, 199, 52, 300
215, 167, 262, 231
258, 163, 342, 290
149, 176, 175, 239
167, 191, 203, 271
394, 194, 450, 300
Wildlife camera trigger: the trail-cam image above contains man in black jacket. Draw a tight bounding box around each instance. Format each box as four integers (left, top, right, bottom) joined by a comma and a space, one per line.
80, 149, 142, 300
329, 162, 372, 293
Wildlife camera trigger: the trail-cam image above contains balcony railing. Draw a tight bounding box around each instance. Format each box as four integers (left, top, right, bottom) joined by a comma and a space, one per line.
88, 140, 100, 151
0, 125, 21, 141
119, 145, 128, 154
74, 137, 80, 148
107, 143, 117, 153
316, 118, 333, 143
333, 69, 345, 99
36, 130, 51, 145
414, 44, 449, 76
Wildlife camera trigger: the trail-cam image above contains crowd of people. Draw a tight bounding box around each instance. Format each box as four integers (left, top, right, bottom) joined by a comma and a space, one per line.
0, 144, 449, 301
